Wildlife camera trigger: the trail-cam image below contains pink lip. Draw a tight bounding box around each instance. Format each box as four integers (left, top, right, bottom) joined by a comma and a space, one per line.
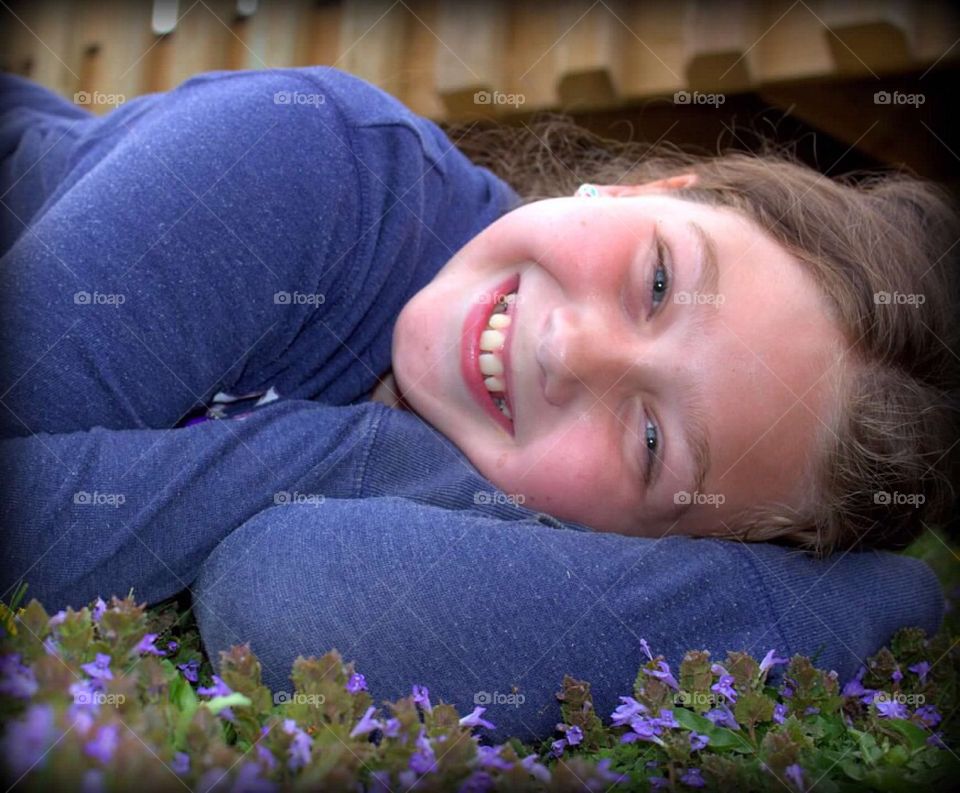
461, 272, 521, 435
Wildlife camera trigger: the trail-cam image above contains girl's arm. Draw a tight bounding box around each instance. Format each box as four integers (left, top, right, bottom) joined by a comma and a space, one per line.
193, 496, 944, 744
0, 400, 388, 609
0, 66, 515, 436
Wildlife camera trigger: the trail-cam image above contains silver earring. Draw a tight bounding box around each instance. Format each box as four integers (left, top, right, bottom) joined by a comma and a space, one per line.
574, 183, 600, 198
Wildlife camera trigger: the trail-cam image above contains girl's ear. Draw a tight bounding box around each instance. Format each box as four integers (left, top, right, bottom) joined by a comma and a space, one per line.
592, 172, 699, 197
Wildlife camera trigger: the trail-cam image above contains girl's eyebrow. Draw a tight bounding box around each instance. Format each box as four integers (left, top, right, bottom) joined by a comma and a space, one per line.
689, 220, 720, 299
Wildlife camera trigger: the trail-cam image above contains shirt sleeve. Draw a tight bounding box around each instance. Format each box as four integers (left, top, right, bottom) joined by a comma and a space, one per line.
192, 495, 944, 743
0, 399, 388, 609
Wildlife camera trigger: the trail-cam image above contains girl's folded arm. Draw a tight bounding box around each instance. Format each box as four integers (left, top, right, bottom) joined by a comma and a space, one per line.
0, 400, 385, 609
193, 495, 944, 743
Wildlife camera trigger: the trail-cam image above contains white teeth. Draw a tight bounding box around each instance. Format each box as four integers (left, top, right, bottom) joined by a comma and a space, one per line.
479, 354, 503, 376
480, 329, 505, 351
488, 313, 510, 329
484, 376, 505, 392
503, 293, 517, 304
500, 403, 512, 419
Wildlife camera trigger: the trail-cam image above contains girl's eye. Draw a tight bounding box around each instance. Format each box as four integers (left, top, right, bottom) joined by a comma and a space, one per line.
651, 238, 670, 311
644, 416, 659, 472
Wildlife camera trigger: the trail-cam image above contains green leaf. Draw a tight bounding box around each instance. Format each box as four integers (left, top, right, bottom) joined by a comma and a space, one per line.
203, 692, 252, 715
885, 719, 929, 751
672, 708, 751, 752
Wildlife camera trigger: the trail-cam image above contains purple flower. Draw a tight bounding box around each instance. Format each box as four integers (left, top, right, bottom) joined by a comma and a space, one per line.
172, 752, 190, 775
133, 633, 165, 656
654, 709, 679, 729
166, 641, 179, 653
49, 610, 68, 627
690, 731, 710, 751
680, 767, 705, 787
475, 745, 513, 772
711, 674, 738, 704
804, 706, 820, 716
409, 728, 437, 774
550, 738, 567, 757
610, 696, 647, 727
70, 678, 104, 708
197, 674, 232, 697
459, 771, 495, 793
520, 754, 551, 783
281, 719, 313, 771
927, 732, 948, 749
891, 667, 903, 683
177, 659, 200, 683
81, 653, 113, 680
785, 763, 804, 791
346, 673, 367, 694
842, 678, 867, 698
908, 661, 931, 683
565, 724, 583, 746
91, 598, 107, 623
0, 653, 38, 698
412, 684, 432, 714
85, 724, 119, 764
873, 696, 908, 720
639, 638, 653, 661
382, 717, 402, 738
649, 777, 671, 790
620, 715, 664, 745
780, 676, 796, 699
760, 650, 788, 675
398, 770, 417, 789
0, 704, 58, 777
69, 707, 96, 737
256, 743, 276, 771
350, 706, 382, 738
705, 706, 739, 730
459, 706, 496, 731
232, 763, 275, 793
43, 636, 60, 657
914, 705, 942, 729
773, 703, 788, 724
644, 660, 680, 690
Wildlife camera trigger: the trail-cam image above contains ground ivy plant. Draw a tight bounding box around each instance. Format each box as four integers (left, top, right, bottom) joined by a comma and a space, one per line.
0, 582, 956, 792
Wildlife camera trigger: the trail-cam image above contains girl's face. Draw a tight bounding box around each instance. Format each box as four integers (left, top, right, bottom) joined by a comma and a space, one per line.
392, 177, 849, 538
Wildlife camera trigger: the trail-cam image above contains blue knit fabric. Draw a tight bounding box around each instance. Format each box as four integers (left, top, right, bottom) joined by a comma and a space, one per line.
0, 67, 943, 743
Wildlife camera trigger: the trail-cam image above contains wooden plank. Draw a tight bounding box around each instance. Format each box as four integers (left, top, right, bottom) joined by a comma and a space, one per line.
618, 0, 686, 100
501, 0, 559, 112
910, 0, 960, 66
0, 0, 76, 97
683, 0, 756, 94
819, 0, 916, 76
554, 0, 630, 110
434, 0, 507, 118
292, 0, 342, 67
751, 0, 835, 83
337, 0, 409, 98
70, 0, 154, 113
394, 0, 446, 119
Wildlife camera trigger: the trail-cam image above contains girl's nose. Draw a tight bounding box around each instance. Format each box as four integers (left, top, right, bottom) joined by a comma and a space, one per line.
537, 304, 641, 406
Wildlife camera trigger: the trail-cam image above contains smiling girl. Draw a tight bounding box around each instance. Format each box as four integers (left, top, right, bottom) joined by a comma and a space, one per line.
1, 65, 954, 742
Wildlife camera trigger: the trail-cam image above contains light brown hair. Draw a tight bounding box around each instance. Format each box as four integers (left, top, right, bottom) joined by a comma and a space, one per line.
445, 114, 960, 556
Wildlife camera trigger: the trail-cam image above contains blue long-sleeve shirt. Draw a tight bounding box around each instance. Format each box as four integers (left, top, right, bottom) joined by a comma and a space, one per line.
0, 66, 944, 742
